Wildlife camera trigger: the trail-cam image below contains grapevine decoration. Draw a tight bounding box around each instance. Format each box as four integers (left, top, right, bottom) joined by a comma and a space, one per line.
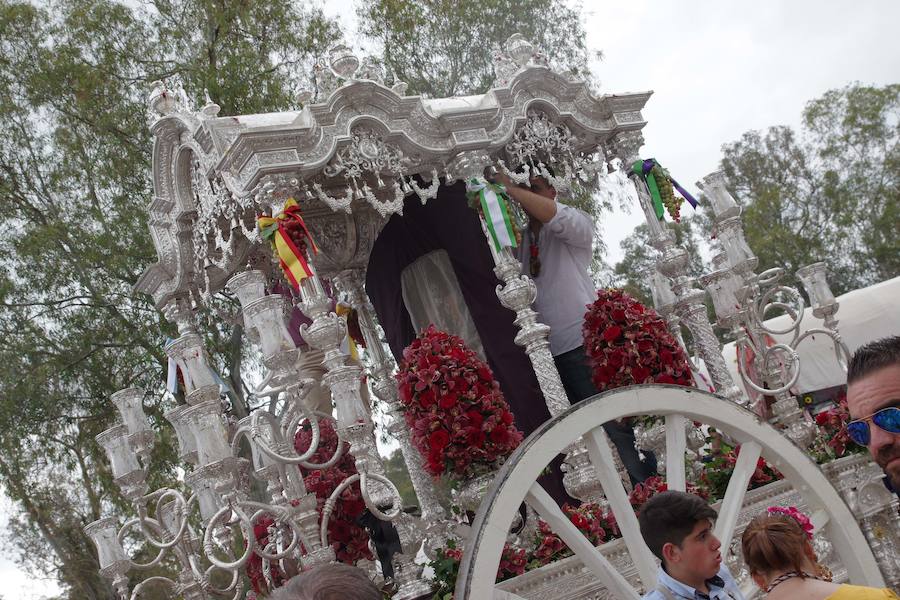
631, 159, 698, 223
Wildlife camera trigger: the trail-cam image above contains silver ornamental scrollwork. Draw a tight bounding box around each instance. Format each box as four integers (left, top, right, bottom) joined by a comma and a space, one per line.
502, 110, 606, 192
323, 128, 406, 181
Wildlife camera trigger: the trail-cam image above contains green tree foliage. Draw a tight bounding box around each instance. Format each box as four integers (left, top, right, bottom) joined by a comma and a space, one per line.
380, 448, 417, 508
612, 218, 706, 306
0, 0, 338, 596
718, 83, 900, 294
356, 0, 593, 98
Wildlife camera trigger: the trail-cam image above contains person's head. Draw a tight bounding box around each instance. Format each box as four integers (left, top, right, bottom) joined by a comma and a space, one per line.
527, 174, 557, 200
268, 563, 382, 600
638, 491, 721, 584
741, 512, 817, 590
847, 336, 900, 491
515, 163, 557, 201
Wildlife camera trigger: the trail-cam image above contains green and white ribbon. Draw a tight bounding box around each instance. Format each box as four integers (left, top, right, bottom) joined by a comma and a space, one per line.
466, 178, 518, 251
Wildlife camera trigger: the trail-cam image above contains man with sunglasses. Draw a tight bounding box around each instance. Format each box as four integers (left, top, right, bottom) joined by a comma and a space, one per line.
847, 335, 900, 493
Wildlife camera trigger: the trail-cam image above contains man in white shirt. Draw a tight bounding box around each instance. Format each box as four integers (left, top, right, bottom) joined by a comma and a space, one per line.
496, 171, 656, 484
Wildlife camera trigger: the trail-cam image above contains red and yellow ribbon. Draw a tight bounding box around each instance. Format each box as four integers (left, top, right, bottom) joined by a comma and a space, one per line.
257, 198, 318, 289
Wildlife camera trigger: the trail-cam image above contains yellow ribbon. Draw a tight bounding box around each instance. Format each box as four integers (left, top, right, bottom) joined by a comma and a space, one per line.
336, 303, 359, 360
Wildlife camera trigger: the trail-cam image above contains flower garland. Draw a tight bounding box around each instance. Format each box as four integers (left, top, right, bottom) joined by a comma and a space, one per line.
396, 325, 523, 479
583, 289, 694, 392
767, 505, 815, 540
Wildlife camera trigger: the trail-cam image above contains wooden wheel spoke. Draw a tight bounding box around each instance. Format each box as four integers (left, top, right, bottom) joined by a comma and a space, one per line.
582, 426, 658, 588
714, 441, 761, 561
525, 482, 642, 600
665, 414, 687, 492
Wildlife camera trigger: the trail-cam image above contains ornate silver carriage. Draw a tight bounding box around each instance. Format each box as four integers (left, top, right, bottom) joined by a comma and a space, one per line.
86, 35, 899, 600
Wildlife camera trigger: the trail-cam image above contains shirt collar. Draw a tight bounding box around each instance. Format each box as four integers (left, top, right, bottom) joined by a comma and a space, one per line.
657, 566, 729, 599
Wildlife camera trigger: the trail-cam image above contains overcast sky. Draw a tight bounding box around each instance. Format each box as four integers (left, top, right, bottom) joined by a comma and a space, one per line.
3, 2, 899, 598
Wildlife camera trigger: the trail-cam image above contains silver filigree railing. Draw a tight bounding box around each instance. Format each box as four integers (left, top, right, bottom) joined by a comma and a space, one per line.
85, 265, 411, 599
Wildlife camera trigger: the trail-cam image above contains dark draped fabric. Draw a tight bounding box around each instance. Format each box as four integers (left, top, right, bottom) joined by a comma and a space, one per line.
365, 181, 572, 504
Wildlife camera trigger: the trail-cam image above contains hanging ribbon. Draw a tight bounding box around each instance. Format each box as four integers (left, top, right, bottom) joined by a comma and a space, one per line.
336, 303, 360, 361
257, 198, 319, 290
165, 337, 179, 395
466, 178, 518, 252
631, 159, 698, 220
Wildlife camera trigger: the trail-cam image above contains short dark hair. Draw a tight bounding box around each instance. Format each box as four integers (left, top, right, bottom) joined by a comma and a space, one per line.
638, 490, 717, 561
848, 336, 900, 384
268, 563, 382, 600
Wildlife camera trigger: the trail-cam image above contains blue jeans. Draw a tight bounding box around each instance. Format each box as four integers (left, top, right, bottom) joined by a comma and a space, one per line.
554, 345, 658, 485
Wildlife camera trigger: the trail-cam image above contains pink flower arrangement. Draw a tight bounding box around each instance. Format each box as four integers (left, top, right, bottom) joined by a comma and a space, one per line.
583, 289, 693, 391
767, 505, 814, 540
396, 325, 523, 479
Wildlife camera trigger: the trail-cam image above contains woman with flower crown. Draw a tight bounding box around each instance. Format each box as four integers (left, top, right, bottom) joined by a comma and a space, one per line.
741, 506, 898, 599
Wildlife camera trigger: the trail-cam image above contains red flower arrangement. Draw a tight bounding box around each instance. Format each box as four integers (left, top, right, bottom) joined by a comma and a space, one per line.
246, 514, 288, 595
811, 394, 865, 461
242, 420, 374, 593
697, 437, 783, 501
396, 325, 523, 479
628, 475, 708, 512
294, 418, 374, 565
429, 540, 526, 599
583, 289, 693, 391
530, 502, 621, 568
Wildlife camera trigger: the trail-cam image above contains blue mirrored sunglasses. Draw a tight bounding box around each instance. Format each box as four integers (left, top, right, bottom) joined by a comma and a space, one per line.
846, 406, 900, 446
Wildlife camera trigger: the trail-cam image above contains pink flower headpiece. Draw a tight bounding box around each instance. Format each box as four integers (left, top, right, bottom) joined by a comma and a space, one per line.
767, 506, 814, 540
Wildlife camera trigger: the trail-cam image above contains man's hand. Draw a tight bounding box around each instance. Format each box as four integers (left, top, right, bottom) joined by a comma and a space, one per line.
493, 171, 513, 188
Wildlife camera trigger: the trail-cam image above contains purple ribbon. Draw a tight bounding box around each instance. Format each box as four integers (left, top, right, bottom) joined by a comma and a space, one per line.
642, 159, 699, 209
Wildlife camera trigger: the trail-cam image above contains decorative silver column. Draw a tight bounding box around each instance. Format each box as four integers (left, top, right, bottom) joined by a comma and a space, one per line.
448, 150, 570, 417
331, 269, 439, 600
610, 131, 747, 408
331, 269, 446, 523
448, 150, 620, 505
293, 273, 402, 515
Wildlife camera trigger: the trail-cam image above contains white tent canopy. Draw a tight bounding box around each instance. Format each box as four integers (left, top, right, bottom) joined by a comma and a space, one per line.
721, 276, 900, 395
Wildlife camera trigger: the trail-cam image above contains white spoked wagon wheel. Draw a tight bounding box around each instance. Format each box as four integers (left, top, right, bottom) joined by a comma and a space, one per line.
456, 385, 884, 600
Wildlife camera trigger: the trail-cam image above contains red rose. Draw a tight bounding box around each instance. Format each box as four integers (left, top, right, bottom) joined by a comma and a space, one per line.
602, 325, 622, 342
429, 428, 451, 451
489, 426, 510, 445
466, 428, 486, 446
438, 392, 458, 410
